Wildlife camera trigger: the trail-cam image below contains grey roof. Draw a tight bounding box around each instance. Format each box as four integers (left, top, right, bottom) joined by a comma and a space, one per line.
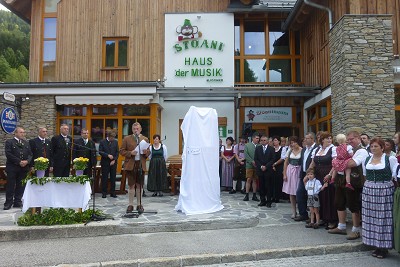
227, 0, 297, 12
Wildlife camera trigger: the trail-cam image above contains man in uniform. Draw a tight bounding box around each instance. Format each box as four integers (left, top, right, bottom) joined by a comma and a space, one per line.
4, 127, 32, 210
120, 122, 149, 213
99, 130, 119, 198
29, 127, 53, 176
73, 128, 97, 178
51, 124, 72, 177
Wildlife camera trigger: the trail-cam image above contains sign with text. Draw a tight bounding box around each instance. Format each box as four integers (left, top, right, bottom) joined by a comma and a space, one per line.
1, 107, 18, 134
244, 107, 292, 123
164, 13, 234, 87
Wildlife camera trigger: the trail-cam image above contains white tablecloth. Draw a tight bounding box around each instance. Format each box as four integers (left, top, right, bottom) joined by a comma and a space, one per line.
22, 182, 92, 212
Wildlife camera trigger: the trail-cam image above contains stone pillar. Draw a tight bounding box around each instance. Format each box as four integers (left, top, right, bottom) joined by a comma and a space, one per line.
20, 95, 57, 139
330, 15, 395, 137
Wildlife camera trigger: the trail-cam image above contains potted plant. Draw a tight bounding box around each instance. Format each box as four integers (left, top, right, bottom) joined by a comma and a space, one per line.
34, 157, 49, 177
73, 157, 89, 176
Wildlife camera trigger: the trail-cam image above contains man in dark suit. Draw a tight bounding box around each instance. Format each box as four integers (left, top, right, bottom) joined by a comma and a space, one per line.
254, 135, 275, 207
72, 128, 97, 177
294, 132, 316, 221
29, 127, 53, 176
51, 124, 72, 177
99, 130, 119, 198
4, 127, 32, 210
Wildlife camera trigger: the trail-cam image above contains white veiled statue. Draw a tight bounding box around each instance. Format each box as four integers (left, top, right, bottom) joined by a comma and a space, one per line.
175, 106, 224, 215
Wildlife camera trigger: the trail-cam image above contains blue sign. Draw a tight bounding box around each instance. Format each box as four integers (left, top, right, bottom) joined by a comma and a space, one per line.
1, 107, 18, 134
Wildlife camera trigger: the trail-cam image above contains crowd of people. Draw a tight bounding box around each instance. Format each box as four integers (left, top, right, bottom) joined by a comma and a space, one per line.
3, 122, 168, 215
220, 130, 400, 259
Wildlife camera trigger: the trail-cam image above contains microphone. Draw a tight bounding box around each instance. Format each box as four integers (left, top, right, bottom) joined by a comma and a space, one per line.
161, 135, 167, 142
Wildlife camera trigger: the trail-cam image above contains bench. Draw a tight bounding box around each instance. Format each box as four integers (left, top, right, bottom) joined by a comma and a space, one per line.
166, 155, 182, 195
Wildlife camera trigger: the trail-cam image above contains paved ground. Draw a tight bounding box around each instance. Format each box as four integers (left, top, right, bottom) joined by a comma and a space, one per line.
0, 188, 399, 266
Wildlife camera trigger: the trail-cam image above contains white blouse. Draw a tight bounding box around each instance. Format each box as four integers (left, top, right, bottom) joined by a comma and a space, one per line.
285, 148, 301, 159
362, 154, 398, 177
149, 144, 168, 160
311, 144, 337, 158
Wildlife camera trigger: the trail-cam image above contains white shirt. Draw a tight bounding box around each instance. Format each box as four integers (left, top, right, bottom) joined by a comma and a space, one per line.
305, 178, 323, 196
281, 146, 288, 160
148, 144, 168, 160
302, 143, 316, 171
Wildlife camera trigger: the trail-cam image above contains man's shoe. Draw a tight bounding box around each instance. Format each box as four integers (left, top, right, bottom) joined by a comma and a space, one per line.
243, 194, 249, 201
13, 202, 22, 208
142, 191, 147, 197
328, 227, 347, 235
252, 195, 259, 201
3, 203, 12, 210
110, 193, 117, 198
126, 205, 134, 213
240, 189, 246, 194
102, 193, 107, 198
294, 215, 309, 222
346, 231, 361, 240
266, 202, 272, 208
229, 189, 236, 194
258, 201, 267, 206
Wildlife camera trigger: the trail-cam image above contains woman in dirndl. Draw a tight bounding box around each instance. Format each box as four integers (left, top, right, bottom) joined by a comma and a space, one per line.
147, 134, 168, 197
220, 136, 235, 191
283, 136, 302, 219
362, 137, 398, 259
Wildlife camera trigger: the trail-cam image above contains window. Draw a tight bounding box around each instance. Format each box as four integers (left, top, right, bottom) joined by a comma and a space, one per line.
102, 38, 128, 68
234, 16, 301, 84
307, 99, 331, 133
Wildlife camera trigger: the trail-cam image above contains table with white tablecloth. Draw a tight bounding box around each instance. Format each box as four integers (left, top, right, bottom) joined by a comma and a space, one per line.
22, 181, 92, 213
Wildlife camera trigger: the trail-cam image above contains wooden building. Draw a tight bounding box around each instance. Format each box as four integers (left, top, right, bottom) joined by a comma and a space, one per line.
0, 0, 399, 166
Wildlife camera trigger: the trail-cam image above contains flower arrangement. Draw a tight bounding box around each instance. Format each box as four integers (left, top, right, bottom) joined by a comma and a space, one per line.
34, 157, 49, 171
73, 157, 89, 170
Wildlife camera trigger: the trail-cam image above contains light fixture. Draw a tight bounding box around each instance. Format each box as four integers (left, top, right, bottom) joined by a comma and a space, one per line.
197, 15, 201, 19
393, 55, 400, 84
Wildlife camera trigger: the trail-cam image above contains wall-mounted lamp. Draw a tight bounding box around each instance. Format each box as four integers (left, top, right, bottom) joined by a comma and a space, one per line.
197, 15, 201, 19
21, 96, 29, 102
393, 55, 400, 84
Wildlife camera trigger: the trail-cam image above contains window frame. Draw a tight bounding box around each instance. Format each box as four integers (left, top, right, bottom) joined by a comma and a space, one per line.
102, 37, 129, 69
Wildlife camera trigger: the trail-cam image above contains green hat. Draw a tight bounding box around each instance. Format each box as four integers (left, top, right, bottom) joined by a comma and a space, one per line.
183, 19, 192, 27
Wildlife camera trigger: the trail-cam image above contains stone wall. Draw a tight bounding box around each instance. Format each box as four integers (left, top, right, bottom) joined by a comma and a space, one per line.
330, 15, 395, 138
0, 95, 56, 164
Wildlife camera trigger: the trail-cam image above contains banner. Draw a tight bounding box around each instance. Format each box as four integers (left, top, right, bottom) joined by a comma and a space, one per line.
244, 107, 292, 123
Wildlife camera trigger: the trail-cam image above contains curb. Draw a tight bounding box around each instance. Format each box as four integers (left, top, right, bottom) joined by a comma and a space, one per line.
57, 242, 368, 267
0, 216, 259, 242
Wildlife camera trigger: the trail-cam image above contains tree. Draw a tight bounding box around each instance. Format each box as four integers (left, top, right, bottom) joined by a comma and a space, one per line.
0, 55, 10, 81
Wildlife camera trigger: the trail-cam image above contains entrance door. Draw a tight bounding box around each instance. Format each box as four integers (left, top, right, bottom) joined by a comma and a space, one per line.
269, 126, 292, 138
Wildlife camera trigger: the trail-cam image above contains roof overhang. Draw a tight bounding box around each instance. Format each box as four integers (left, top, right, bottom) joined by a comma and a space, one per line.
0, 81, 160, 96
158, 85, 320, 98
0, 0, 31, 24
282, 0, 320, 31
55, 95, 153, 105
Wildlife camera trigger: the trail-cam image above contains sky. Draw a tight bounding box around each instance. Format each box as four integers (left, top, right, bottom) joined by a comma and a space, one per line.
0, 4, 9, 11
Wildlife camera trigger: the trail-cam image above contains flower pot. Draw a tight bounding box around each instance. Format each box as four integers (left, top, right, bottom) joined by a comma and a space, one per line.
36, 170, 45, 178
75, 170, 84, 176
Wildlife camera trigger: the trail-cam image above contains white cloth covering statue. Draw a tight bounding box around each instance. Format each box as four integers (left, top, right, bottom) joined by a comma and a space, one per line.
175, 106, 224, 215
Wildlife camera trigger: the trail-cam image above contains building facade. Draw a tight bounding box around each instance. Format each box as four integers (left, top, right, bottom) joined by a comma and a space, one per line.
1, 0, 399, 168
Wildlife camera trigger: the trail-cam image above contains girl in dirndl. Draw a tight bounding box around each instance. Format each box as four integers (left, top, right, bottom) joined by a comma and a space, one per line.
362, 137, 398, 259
220, 137, 235, 191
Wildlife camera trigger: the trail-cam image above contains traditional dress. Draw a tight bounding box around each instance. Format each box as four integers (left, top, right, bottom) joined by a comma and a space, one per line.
394, 174, 400, 252
147, 144, 168, 192
362, 154, 397, 249
272, 146, 284, 201
282, 149, 300, 195
332, 144, 352, 172
220, 146, 235, 188
312, 145, 338, 224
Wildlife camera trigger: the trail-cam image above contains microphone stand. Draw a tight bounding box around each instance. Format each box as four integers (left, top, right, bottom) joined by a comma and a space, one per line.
72, 141, 113, 225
